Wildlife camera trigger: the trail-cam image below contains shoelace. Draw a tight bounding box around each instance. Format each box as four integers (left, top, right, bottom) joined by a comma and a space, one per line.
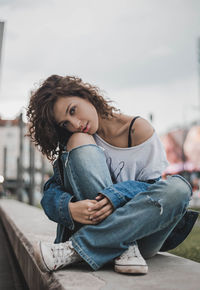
119, 245, 139, 260
51, 243, 73, 264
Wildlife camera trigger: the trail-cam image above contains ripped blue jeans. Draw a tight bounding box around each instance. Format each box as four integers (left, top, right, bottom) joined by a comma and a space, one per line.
59, 144, 192, 270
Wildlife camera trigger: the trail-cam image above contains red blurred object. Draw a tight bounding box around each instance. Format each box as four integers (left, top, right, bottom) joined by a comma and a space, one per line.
161, 130, 184, 164
161, 127, 200, 174
184, 126, 200, 167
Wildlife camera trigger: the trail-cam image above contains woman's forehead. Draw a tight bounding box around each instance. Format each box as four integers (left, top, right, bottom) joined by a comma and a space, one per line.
53, 96, 87, 122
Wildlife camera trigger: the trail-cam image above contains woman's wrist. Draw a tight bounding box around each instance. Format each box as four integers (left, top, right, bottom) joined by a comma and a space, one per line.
68, 202, 75, 220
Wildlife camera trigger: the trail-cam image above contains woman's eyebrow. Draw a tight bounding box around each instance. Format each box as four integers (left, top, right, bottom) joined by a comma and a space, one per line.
58, 103, 72, 126
65, 103, 72, 114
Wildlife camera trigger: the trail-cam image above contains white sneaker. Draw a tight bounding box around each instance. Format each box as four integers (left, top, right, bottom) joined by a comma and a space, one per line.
34, 240, 82, 272
114, 244, 148, 274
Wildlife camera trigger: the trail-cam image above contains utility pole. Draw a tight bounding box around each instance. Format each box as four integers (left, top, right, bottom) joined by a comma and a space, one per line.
29, 140, 35, 205
3, 147, 7, 179
0, 21, 4, 83
3, 147, 7, 191
17, 113, 24, 201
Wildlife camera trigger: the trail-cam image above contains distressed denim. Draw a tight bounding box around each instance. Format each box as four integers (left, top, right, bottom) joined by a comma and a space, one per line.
41, 144, 192, 270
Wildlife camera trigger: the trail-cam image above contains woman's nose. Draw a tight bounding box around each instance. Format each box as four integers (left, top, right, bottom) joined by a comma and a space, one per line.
71, 118, 81, 130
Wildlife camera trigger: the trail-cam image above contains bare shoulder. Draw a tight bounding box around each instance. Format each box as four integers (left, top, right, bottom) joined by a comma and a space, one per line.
131, 117, 154, 146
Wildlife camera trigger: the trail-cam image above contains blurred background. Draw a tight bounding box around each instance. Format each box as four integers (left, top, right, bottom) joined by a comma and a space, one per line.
0, 0, 200, 207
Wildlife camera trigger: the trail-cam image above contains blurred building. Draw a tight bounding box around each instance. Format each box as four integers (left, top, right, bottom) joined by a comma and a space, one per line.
0, 117, 20, 179
0, 116, 52, 187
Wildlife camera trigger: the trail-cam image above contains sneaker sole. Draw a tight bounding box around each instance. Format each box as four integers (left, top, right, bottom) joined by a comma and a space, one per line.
115, 264, 148, 274
33, 241, 52, 272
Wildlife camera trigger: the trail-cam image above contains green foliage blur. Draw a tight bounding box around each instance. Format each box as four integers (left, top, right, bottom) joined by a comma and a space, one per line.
169, 209, 200, 263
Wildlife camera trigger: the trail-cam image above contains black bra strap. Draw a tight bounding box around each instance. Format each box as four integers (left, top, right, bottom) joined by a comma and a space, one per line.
128, 116, 140, 147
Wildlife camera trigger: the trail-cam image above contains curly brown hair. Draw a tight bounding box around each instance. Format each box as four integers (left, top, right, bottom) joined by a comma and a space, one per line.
27, 75, 118, 162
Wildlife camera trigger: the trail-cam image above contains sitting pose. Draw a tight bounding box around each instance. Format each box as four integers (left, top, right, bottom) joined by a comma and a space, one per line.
27, 75, 196, 275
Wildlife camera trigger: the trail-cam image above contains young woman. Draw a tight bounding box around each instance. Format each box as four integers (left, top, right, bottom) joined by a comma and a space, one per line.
27, 75, 194, 274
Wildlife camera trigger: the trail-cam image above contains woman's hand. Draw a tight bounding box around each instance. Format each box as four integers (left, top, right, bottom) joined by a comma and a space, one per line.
89, 194, 113, 223
69, 194, 113, 225
69, 199, 99, 224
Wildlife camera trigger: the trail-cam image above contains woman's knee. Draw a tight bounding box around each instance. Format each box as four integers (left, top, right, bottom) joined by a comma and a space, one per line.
64, 134, 109, 174
66, 133, 96, 151
163, 175, 192, 205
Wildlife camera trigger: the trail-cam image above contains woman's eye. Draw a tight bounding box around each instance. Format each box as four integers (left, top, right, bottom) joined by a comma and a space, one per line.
69, 106, 76, 115
62, 121, 68, 128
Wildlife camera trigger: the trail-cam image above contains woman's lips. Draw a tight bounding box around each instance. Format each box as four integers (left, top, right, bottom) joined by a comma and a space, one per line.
83, 122, 89, 133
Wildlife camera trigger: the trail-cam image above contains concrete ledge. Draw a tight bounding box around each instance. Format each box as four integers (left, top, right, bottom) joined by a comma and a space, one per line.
0, 199, 200, 290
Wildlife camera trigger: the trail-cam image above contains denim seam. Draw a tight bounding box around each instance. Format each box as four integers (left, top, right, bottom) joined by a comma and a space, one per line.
99, 193, 124, 209
53, 162, 62, 185
101, 187, 127, 203
108, 194, 125, 208
110, 188, 127, 202
67, 196, 75, 230
59, 194, 68, 226
63, 153, 69, 168
70, 236, 100, 270
59, 193, 74, 230
67, 158, 83, 200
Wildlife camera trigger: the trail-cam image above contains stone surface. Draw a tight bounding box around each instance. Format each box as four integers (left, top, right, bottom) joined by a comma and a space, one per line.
0, 220, 28, 290
0, 199, 200, 290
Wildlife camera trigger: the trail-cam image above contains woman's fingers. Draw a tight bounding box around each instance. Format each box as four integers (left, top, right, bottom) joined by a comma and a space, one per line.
90, 203, 113, 220
83, 202, 113, 224
95, 193, 104, 201
69, 199, 99, 224
82, 215, 99, 225
89, 197, 108, 211
92, 209, 113, 223
69, 197, 112, 225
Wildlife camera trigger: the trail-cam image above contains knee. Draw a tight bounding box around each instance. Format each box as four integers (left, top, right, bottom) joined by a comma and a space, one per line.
66, 133, 96, 151
163, 175, 192, 205
64, 138, 109, 179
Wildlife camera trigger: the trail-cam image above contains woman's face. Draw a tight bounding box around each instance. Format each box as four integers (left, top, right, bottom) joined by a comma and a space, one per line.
53, 96, 99, 134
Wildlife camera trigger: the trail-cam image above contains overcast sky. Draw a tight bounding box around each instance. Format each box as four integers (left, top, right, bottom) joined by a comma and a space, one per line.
0, 0, 200, 134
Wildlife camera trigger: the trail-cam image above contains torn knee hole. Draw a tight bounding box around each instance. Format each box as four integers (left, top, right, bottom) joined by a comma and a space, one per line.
147, 195, 163, 215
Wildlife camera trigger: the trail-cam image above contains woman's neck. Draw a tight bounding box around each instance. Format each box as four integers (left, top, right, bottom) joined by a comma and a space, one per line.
97, 113, 132, 140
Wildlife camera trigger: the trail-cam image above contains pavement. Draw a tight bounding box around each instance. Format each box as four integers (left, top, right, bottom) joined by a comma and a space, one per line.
0, 199, 200, 290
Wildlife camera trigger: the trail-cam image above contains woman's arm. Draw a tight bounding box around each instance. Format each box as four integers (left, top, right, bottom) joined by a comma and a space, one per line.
41, 175, 76, 230
42, 173, 113, 226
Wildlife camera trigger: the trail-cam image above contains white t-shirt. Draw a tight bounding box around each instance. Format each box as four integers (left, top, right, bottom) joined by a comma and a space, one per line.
93, 132, 169, 183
